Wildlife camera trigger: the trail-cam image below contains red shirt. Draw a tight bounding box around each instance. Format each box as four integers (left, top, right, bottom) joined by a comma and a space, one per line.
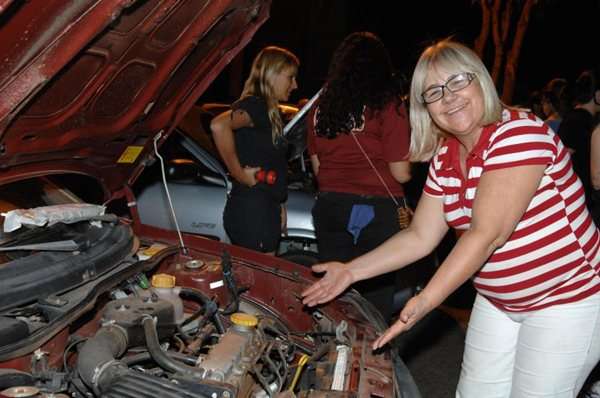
307, 100, 410, 197
425, 109, 600, 312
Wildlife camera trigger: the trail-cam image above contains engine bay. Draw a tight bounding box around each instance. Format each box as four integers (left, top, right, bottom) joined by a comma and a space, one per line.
0, 219, 398, 398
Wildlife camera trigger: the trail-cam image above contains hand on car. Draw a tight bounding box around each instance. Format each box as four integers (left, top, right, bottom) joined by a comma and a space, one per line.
372, 292, 432, 350
301, 262, 353, 307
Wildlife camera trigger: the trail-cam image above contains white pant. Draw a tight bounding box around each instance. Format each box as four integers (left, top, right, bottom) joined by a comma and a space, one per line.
457, 293, 600, 398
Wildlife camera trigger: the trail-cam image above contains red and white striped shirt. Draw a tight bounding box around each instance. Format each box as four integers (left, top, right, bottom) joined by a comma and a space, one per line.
424, 109, 600, 312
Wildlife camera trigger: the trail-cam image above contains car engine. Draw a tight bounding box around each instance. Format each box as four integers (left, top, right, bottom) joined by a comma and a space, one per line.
0, 220, 405, 398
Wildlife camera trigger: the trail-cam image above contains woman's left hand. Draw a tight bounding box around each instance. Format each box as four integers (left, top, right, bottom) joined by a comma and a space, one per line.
372, 293, 433, 350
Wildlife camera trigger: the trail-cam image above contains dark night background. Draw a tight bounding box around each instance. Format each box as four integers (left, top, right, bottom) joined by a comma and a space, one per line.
205, 0, 600, 106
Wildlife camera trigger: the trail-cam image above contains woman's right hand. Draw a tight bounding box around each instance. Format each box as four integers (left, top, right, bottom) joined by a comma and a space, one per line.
372, 293, 433, 350
301, 262, 354, 307
241, 166, 261, 187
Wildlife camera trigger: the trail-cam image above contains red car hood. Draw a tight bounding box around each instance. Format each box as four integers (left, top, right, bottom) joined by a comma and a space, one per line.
0, 0, 270, 197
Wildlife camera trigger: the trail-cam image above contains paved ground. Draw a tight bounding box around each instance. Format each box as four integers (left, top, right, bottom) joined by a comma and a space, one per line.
401, 309, 465, 397
395, 282, 475, 397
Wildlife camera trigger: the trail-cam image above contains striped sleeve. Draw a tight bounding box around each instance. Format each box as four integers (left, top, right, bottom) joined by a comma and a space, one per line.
483, 118, 557, 172
423, 159, 443, 197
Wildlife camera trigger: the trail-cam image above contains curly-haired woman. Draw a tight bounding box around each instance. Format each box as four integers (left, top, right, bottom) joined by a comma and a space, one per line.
211, 46, 299, 253
306, 32, 411, 322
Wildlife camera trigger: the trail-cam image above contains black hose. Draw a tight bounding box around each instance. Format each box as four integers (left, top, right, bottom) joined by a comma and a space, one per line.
179, 287, 224, 333
308, 343, 331, 364
121, 351, 197, 367
179, 287, 210, 304
141, 316, 206, 379
179, 288, 209, 330
76, 325, 128, 393
220, 251, 240, 315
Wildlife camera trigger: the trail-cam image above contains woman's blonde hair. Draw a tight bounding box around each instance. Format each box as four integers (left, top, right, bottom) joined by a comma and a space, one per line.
241, 46, 299, 143
409, 39, 502, 161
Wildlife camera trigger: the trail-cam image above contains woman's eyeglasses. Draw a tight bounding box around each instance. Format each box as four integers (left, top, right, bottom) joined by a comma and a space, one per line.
421, 72, 476, 104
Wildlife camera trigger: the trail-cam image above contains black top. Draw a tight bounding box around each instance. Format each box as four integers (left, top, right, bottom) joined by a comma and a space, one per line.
231, 95, 288, 201
557, 108, 596, 205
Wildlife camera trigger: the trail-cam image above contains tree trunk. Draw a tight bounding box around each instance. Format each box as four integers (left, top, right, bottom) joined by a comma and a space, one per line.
474, 0, 491, 57
501, 0, 536, 104
490, 0, 504, 83
501, 0, 512, 44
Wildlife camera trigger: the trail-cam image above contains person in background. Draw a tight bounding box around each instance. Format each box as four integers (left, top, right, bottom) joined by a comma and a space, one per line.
589, 117, 600, 226
557, 69, 600, 210
210, 46, 299, 253
306, 32, 411, 323
302, 39, 600, 397
524, 89, 545, 120
541, 77, 571, 132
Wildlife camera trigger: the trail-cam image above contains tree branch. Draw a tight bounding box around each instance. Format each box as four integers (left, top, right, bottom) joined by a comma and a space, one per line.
474, 0, 491, 57
490, 0, 503, 84
502, 0, 537, 103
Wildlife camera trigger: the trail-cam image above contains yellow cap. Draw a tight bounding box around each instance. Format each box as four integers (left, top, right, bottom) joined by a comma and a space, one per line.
230, 313, 258, 327
151, 273, 176, 288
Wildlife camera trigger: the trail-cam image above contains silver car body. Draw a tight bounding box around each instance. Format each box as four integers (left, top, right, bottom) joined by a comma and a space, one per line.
136, 131, 317, 257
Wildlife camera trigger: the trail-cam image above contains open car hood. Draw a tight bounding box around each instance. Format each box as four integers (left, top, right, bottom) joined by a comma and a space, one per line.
0, 0, 271, 197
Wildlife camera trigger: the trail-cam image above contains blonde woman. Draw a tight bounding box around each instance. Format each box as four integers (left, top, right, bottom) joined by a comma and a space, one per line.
210, 46, 299, 253
302, 39, 600, 396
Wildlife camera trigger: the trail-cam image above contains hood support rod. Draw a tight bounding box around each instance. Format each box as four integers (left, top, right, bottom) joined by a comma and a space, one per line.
153, 131, 189, 256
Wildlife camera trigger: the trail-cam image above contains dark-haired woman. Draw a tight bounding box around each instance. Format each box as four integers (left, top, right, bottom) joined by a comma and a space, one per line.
211, 46, 299, 253
541, 77, 571, 133
306, 32, 411, 322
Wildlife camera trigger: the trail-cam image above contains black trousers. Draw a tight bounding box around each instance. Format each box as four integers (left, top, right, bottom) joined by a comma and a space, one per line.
312, 191, 402, 322
224, 189, 281, 252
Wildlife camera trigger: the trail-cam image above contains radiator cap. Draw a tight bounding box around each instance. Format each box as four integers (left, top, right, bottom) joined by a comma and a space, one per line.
151, 273, 176, 288
231, 312, 258, 327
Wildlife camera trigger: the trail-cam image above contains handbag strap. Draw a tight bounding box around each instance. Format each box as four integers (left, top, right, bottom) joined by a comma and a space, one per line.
350, 132, 405, 207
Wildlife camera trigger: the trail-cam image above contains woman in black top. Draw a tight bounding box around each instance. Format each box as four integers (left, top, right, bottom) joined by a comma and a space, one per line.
557, 69, 600, 211
210, 46, 299, 253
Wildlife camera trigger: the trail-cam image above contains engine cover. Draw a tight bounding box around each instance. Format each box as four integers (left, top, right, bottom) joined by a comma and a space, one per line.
196, 320, 265, 389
